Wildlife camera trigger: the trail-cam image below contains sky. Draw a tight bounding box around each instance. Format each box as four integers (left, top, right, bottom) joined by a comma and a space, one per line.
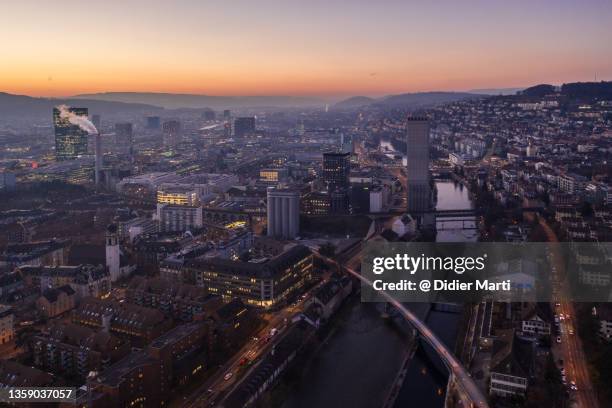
1, 0, 611, 98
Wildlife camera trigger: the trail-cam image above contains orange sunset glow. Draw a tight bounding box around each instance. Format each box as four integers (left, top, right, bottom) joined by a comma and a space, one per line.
1, 0, 611, 97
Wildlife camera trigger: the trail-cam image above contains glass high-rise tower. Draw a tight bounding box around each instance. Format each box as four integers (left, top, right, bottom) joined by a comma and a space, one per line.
53, 107, 89, 161
405, 116, 431, 213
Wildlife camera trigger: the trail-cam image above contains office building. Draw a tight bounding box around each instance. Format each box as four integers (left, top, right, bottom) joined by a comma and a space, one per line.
323, 152, 350, 190
405, 117, 431, 213
114, 122, 134, 156
302, 191, 330, 215
259, 168, 288, 183
202, 110, 215, 121
146, 116, 161, 129
223, 109, 231, 120
234, 117, 256, 138
340, 133, 353, 154
162, 120, 181, 147
157, 204, 203, 232
349, 182, 371, 214
156, 186, 199, 206
267, 187, 300, 239
53, 107, 89, 160
187, 245, 313, 308
330, 189, 348, 214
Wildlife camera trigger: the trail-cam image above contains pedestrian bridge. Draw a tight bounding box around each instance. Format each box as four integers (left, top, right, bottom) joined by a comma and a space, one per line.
318, 250, 490, 408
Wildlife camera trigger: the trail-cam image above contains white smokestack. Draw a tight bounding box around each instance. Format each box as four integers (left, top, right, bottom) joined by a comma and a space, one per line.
56, 105, 98, 134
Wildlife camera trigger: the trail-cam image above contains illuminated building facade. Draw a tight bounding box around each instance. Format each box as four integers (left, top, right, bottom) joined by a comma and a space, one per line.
156, 186, 199, 206
53, 107, 89, 160
302, 191, 330, 215
259, 168, 288, 183
323, 152, 350, 190
188, 245, 313, 308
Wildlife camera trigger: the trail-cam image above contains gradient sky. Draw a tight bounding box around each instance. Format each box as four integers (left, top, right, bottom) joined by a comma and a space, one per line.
1, 0, 611, 97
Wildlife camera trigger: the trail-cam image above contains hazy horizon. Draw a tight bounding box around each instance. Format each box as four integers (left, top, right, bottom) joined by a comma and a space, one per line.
2, 0, 611, 97
2, 87, 529, 100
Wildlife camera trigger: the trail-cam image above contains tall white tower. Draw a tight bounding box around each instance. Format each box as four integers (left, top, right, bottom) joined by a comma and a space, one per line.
105, 224, 120, 282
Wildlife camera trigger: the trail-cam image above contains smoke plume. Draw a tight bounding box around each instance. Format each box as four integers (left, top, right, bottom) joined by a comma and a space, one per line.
56, 104, 98, 134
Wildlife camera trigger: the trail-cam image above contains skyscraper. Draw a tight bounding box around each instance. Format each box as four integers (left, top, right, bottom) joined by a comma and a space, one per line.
146, 116, 161, 130
405, 116, 431, 213
91, 114, 101, 131
267, 187, 300, 240
162, 120, 181, 147
202, 110, 216, 121
233, 117, 256, 138
114, 123, 134, 156
322, 152, 350, 190
53, 107, 89, 160
340, 133, 353, 154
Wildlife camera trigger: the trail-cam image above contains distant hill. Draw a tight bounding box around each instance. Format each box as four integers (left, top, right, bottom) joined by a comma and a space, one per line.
561, 81, 612, 99
332, 96, 376, 109
375, 91, 485, 108
0, 92, 162, 120
518, 84, 557, 97
467, 87, 524, 95
72, 92, 325, 109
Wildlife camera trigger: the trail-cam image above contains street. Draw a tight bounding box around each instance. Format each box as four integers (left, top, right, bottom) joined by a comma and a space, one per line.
540, 217, 599, 408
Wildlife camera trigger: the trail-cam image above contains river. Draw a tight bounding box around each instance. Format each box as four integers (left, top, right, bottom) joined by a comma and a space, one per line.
282, 139, 476, 408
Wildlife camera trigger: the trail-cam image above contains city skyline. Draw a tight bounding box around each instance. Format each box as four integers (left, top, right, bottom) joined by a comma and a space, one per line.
2, 0, 612, 98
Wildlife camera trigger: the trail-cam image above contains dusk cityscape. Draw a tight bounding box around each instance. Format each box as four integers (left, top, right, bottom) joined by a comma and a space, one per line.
1, 1, 612, 408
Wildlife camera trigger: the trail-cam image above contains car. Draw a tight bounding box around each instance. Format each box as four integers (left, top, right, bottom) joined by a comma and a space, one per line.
207, 388, 214, 394
570, 381, 577, 391
569, 329, 574, 335
223, 372, 233, 381
560, 367, 565, 374
252, 336, 259, 342
556, 336, 562, 343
